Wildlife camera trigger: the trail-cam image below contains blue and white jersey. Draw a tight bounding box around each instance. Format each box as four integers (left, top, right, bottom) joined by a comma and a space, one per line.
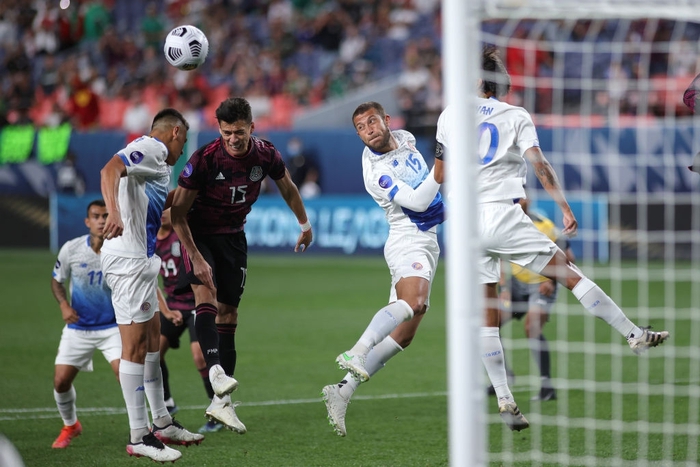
102, 136, 171, 258
436, 98, 540, 203
362, 129, 444, 232
53, 235, 116, 331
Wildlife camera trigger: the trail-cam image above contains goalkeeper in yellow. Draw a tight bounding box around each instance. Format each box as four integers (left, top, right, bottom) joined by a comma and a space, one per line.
495, 197, 575, 402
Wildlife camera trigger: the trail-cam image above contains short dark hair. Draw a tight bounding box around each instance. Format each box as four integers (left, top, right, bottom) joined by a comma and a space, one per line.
481, 45, 511, 98
352, 101, 386, 127
216, 97, 253, 125
86, 199, 105, 217
151, 108, 189, 131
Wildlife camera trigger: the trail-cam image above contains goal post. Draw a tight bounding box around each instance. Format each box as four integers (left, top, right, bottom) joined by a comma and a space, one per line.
444, 1, 700, 465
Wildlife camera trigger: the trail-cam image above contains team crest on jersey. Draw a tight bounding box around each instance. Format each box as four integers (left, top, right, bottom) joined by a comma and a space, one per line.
411, 262, 424, 270
171, 241, 181, 257
249, 166, 263, 182
129, 151, 144, 164
141, 302, 151, 312
378, 175, 393, 189
182, 162, 193, 178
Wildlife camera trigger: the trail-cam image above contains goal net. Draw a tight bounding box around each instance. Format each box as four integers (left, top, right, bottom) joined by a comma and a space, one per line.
474, 2, 700, 466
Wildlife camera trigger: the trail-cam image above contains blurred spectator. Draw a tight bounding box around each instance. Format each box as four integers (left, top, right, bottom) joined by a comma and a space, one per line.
121, 88, 152, 135
34, 17, 59, 55
386, 0, 419, 41
38, 55, 61, 96
285, 136, 321, 195
299, 166, 321, 199
141, 3, 165, 52
268, 0, 294, 27
338, 23, 366, 65
247, 80, 273, 121
44, 102, 71, 128
67, 78, 100, 131
81, 0, 111, 44
668, 38, 699, 78
284, 65, 312, 105
56, 152, 86, 196
97, 65, 126, 98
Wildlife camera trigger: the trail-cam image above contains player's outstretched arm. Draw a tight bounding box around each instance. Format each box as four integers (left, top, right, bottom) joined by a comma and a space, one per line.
274, 169, 313, 252
100, 155, 127, 240
170, 186, 215, 289
524, 146, 578, 237
391, 166, 442, 212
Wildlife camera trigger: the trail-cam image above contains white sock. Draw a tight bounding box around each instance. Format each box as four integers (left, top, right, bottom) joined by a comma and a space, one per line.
350, 300, 413, 356
144, 352, 171, 427
119, 359, 150, 442
54, 385, 77, 426
339, 336, 404, 399
481, 327, 511, 400
572, 277, 640, 338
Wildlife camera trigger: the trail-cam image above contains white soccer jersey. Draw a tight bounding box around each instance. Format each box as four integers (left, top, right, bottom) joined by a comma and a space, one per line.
101, 136, 171, 258
362, 130, 444, 232
53, 235, 116, 331
436, 98, 540, 203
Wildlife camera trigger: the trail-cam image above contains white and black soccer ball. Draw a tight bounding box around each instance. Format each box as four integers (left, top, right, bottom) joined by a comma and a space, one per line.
163, 25, 209, 71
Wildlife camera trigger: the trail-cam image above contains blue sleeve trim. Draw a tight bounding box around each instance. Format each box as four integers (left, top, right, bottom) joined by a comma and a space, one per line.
388, 185, 399, 201
118, 152, 130, 167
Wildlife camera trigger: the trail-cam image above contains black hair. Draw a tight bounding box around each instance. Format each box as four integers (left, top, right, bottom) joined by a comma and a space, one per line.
352, 101, 386, 127
481, 45, 511, 98
216, 97, 253, 124
86, 199, 105, 216
151, 108, 189, 131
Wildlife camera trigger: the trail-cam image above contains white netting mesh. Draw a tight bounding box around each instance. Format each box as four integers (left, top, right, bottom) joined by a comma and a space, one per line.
480, 14, 700, 467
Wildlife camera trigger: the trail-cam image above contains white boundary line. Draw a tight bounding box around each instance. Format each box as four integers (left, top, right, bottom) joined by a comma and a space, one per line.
0, 391, 449, 421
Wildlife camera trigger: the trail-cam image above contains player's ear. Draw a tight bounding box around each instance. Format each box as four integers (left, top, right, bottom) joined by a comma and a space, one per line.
250, 121, 255, 134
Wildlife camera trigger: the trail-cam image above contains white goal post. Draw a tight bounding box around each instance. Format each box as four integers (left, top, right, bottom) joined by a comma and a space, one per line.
444, 1, 700, 466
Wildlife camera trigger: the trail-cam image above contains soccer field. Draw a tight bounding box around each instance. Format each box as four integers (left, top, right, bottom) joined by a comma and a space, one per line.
0, 250, 694, 466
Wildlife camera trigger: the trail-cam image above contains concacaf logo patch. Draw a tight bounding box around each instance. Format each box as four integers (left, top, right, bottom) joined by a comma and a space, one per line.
411, 262, 424, 270
182, 162, 193, 178
129, 151, 144, 164
378, 175, 393, 189
250, 166, 263, 182
171, 241, 181, 257
140, 302, 151, 312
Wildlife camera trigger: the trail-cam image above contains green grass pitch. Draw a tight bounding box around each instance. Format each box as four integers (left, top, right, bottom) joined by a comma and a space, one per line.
0, 249, 695, 466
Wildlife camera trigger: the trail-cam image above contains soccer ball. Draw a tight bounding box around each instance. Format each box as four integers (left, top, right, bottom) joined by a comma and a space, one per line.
163, 25, 209, 71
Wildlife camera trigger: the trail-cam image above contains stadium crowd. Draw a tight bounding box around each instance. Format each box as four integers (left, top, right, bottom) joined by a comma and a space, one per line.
0, 0, 698, 136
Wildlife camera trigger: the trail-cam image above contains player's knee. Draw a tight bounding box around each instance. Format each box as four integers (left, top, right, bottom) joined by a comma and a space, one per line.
54, 378, 72, 393
400, 298, 426, 317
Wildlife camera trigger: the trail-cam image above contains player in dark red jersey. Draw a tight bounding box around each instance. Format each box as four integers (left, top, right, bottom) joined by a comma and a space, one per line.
170, 97, 313, 432
155, 209, 223, 433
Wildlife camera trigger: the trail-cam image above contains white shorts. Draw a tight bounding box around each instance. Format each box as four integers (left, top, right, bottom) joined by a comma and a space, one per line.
55, 326, 121, 371
101, 253, 161, 325
478, 201, 558, 284
384, 228, 440, 306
